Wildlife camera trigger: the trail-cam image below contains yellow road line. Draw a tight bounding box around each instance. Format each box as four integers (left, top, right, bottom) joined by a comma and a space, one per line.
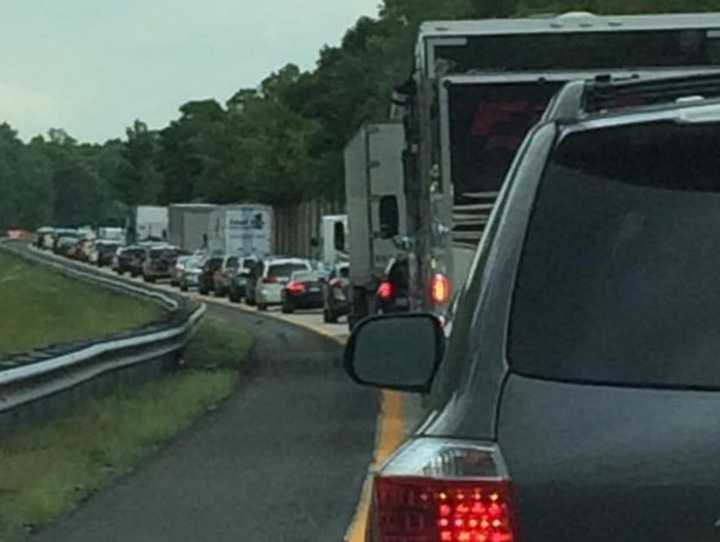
345, 390, 406, 542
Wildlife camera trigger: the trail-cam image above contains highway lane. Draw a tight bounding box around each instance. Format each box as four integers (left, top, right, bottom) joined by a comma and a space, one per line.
30, 303, 378, 542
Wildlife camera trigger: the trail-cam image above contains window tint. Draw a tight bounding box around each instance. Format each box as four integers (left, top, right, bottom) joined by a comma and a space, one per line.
510, 120, 720, 388
268, 263, 308, 279
227, 257, 239, 268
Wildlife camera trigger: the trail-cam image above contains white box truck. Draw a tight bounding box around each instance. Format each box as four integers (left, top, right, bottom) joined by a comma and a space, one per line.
168, 204, 218, 252
344, 123, 408, 323
208, 204, 274, 257
128, 206, 168, 243
320, 214, 349, 266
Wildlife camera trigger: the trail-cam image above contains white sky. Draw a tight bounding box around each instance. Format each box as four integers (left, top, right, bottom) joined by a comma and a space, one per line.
0, 0, 380, 142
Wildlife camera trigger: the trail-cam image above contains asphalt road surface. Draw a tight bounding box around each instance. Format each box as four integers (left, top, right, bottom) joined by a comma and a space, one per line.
31, 304, 378, 542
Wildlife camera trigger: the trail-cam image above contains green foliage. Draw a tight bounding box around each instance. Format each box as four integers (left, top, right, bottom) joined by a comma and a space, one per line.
3, 0, 720, 229
0, 251, 164, 356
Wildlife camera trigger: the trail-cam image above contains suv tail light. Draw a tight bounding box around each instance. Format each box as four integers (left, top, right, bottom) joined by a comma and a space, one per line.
378, 281, 394, 301
371, 439, 516, 542
286, 281, 306, 294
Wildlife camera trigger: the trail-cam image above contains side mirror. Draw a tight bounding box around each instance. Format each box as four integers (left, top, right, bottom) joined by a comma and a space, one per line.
344, 314, 444, 393
379, 195, 399, 239
310, 237, 320, 248
334, 221, 346, 252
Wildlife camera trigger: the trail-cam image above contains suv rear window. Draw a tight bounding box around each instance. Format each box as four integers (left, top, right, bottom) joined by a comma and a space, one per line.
268, 263, 307, 280
510, 119, 720, 388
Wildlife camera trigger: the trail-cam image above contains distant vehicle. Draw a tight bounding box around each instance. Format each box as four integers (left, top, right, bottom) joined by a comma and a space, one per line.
97, 226, 125, 243
323, 262, 351, 323
254, 257, 311, 311
344, 71, 720, 542
168, 204, 217, 252
96, 241, 124, 267
178, 255, 205, 292
281, 269, 325, 314
198, 253, 225, 296
374, 256, 410, 316
115, 245, 146, 276
35, 227, 54, 249
127, 206, 168, 244
171, 255, 193, 287
344, 123, 406, 326
208, 204, 274, 258
212, 254, 241, 297
142, 246, 179, 283
227, 257, 258, 303
53, 234, 80, 257
320, 214, 348, 267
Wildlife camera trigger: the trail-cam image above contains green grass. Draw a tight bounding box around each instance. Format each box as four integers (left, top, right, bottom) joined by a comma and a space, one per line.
0, 316, 253, 541
0, 251, 165, 357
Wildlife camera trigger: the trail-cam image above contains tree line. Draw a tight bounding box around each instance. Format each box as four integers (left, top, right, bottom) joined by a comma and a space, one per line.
2, 0, 718, 231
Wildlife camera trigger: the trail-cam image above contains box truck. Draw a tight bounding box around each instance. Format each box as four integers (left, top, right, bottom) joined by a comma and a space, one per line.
208, 204, 274, 257
168, 204, 218, 252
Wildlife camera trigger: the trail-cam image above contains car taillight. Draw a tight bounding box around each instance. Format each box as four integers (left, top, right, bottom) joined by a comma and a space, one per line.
372, 439, 516, 542
378, 281, 394, 301
263, 276, 277, 284
430, 273, 451, 305
286, 281, 306, 294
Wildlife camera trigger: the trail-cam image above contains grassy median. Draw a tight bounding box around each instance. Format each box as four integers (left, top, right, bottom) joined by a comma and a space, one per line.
0, 316, 253, 541
0, 251, 164, 357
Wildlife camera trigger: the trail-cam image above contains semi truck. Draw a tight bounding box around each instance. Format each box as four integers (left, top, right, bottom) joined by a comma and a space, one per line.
344, 123, 408, 322
382, 12, 720, 319
208, 204, 274, 257
127, 206, 168, 243
168, 204, 218, 252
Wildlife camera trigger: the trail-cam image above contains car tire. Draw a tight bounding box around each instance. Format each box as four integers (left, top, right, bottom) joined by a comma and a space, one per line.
281, 301, 294, 314
180, 284, 189, 292
257, 303, 267, 311
229, 291, 241, 303
214, 287, 224, 298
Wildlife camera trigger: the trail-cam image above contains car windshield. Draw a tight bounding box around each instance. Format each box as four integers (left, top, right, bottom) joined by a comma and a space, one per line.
510, 119, 720, 388
268, 263, 307, 280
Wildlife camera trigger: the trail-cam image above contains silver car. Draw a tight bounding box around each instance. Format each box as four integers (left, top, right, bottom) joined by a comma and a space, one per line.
254, 258, 311, 311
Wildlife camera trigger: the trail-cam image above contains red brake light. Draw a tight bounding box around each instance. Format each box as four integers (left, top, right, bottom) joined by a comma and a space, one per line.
431, 273, 451, 305
286, 281, 306, 294
372, 439, 516, 542
263, 276, 277, 284
378, 281, 394, 301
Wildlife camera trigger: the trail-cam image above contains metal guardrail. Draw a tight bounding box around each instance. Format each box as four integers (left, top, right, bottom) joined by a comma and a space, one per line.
0, 240, 206, 418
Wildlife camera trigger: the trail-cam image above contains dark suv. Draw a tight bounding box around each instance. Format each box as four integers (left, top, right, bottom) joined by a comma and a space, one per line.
345, 74, 720, 542
198, 253, 224, 296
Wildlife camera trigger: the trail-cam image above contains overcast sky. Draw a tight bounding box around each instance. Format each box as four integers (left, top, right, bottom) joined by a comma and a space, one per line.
0, 0, 380, 143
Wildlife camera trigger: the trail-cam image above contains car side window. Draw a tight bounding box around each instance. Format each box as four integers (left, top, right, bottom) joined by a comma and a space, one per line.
227, 257, 239, 269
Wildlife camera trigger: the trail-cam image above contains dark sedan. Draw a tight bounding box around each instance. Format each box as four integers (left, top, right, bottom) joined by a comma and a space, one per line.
281, 270, 324, 314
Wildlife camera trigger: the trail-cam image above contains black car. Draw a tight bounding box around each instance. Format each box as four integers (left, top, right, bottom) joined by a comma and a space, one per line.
281, 270, 324, 314
323, 262, 350, 323
115, 245, 145, 276
344, 74, 720, 542
94, 241, 122, 267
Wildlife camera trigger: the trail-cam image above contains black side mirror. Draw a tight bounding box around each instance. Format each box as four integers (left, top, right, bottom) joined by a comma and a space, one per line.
344, 314, 444, 393
379, 195, 399, 239
334, 221, 346, 252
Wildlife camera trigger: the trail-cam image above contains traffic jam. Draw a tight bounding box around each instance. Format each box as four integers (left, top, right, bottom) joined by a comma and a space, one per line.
19, 11, 720, 542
